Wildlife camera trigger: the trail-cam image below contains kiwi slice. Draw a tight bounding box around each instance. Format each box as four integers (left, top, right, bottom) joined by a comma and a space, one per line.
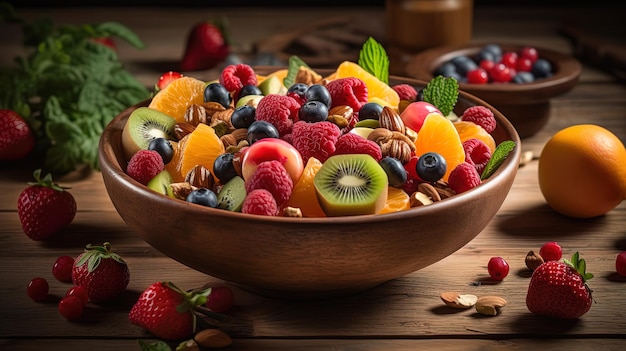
121, 107, 177, 161
314, 154, 388, 216
147, 170, 174, 198
217, 176, 246, 212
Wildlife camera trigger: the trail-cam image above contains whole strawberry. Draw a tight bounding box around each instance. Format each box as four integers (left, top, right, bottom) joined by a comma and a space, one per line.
526, 252, 594, 319
71, 242, 130, 303
129, 281, 211, 340
17, 169, 76, 240
180, 18, 230, 71
0, 109, 34, 161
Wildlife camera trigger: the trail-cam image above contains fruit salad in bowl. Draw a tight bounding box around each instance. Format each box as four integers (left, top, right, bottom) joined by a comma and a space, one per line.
99, 38, 521, 298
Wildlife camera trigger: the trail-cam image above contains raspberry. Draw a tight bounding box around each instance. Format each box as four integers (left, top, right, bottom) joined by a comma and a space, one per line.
127, 150, 164, 185
286, 91, 306, 106
392, 84, 418, 101
326, 77, 368, 111
334, 133, 382, 161
245, 160, 294, 206
463, 138, 492, 175
255, 94, 301, 136
291, 121, 341, 163
448, 162, 481, 194
461, 105, 496, 133
242, 189, 279, 216
219, 63, 257, 94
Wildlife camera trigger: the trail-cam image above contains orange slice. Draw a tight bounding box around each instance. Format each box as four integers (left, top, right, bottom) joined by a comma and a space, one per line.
414, 113, 465, 182
380, 186, 410, 214
454, 120, 497, 153
284, 157, 326, 217
148, 76, 206, 123
165, 123, 225, 183
333, 61, 399, 108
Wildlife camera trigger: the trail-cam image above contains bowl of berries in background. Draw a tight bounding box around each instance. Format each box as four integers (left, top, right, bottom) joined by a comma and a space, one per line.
99, 53, 521, 299
407, 43, 582, 138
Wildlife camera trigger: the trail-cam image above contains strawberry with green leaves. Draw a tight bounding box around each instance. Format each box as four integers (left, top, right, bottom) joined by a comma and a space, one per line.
526, 252, 594, 319
71, 242, 130, 303
129, 281, 211, 340
17, 169, 76, 240
180, 18, 230, 71
0, 109, 34, 161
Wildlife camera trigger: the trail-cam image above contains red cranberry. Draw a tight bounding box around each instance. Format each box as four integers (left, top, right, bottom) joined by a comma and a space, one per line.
615, 252, 626, 277
487, 257, 509, 281
500, 51, 518, 68
516, 57, 533, 72
52, 255, 75, 283
539, 241, 562, 262
58, 296, 84, 321
467, 68, 489, 84
520, 46, 539, 63
27, 277, 49, 302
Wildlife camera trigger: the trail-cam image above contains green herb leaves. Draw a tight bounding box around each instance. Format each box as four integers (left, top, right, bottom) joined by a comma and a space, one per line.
423, 76, 459, 117
284, 55, 309, 89
480, 140, 516, 180
358, 37, 389, 84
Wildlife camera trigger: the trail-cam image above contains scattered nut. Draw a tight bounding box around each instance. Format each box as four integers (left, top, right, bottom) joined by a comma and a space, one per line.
194, 328, 232, 349
185, 165, 214, 189
409, 191, 433, 207
283, 206, 303, 217
525, 250, 544, 271
475, 296, 507, 316
174, 122, 196, 140
440, 292, 478, 309
176, 338, 200, 351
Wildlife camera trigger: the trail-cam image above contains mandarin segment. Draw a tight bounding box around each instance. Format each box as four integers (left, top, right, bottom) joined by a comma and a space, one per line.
333, 61, 399, 108
380, 186, 411, 214
454, 120, 497, 153
414, 113, 465, 182
284, 157, 326, 217
148, 76, 206, 123
167, 123, 225, 183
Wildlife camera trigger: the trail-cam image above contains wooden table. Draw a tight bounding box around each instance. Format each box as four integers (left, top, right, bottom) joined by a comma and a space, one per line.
1, 4, 625, 351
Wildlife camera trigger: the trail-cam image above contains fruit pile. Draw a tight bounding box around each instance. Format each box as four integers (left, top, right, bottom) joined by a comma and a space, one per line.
435, 44, 553, 84
120, 39, 514, 217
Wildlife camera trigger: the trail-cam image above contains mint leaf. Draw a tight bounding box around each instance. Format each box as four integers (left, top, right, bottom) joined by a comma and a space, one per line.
138, 339, 171, 351
358, 37, 389, 84
480, 140, 516, 180
422, 76, 458, 116
283, 55, 309, 89
94, 22, 145, 49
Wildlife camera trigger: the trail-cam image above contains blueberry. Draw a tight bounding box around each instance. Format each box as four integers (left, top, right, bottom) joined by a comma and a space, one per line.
213, 152, 238, 184
147, 137, 174, 164
238, 84, 262, 99
380, 157, 407, 188
474, 49, 496, 63
512, 71, 535, 84
231, 105, 256, 129
305, 84, 332, 107
415, 88, 424, 102
532, 58, 553, 79
287, 83, 308, 98
435, 61, 457, 77
186, 188, 218, 208
358, 102, 384, 121
247, 120, 279, 144
416, 152, 447, 182
204, 82, 231, 108
298, 101, 328, 123
483, 44, 503, 62
451, 55, 478, 76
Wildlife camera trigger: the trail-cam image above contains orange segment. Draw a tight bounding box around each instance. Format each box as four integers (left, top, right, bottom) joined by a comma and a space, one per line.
454, 120, 497, 153
380, 186, 410, 214
148, 76, 206, 123
257, 68, 288, 85
284, 157, 326, 217
165, 123, 225, 183
333, 61, 399, 108
414, 113, 465, 182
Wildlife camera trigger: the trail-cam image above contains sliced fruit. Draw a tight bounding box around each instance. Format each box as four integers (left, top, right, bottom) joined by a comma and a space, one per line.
284, 157, 326, 217
148, 76, 206, 123
147, 170, 174, 197
121, 107, 177, 161
380, 186, 411, 214
235, 94, 263, 108
414, 113, 465, 182
314, 154, 388, 216
333, 61, 399, 108
217, 176, 247, 212
454, 120, 497, 153
166, 123, 225, 183
257, 75, 286, 96
241, 138, 304, 184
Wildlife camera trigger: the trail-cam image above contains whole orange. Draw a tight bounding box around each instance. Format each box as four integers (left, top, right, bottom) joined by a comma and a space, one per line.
538, 124, 626, 218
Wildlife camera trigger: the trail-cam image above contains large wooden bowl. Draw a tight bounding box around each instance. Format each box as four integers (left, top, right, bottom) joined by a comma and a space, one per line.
98, 72, 521, 299
407, 43, 582, 138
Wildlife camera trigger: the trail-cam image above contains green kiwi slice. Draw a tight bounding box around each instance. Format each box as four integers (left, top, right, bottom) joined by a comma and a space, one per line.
121, 107, 177, 161
147, 170, 174, 198
314, 154, 388, 216
217, 176, 246, 212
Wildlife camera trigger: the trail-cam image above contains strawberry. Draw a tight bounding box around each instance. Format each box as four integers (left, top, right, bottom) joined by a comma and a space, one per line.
0, 109, 34, 161
71, 242, 130, 303
180, 18, 230, 71
526, 252, 594, 319
17, 169, 76, 240
129, 281, 211, 340
155, 71, 184, 92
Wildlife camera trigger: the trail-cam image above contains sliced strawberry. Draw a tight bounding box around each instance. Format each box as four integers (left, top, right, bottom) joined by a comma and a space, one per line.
156, 71, 184, 91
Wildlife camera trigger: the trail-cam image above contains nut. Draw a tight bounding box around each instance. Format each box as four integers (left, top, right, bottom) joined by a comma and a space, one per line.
432, 180, 456, 199
475, 296, 507, 316
283, 206, 303, 217
368, 128, 415, 164
184, 104, 209, 127
176, 339, 200, 351
194, 328, 232, 349
409, 191, 433, 207
525, 250, 544, 271
328, 105, 354, 122
184, 165, 215, 189
379, 106, 406, 134
295, 66, 323, 85
210, 108, 234, 130
221, 128, 248, 148
174, 122, 196, 140
170, 182, 197, 200
418, 182, 441, 202
327, 114, 349, 129
440, 292, 478, 309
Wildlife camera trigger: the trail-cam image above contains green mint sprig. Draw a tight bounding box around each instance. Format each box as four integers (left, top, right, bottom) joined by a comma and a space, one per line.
358, 37, 389, 84
422, 76, 459, 117
283, 55, 309, 89
480, 140, 516, 180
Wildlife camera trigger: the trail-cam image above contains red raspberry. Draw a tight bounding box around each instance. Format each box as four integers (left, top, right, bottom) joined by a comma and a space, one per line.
463, 138, 491, 175
127, 150, 164, 185
245, 160, 293, 206
334, 133, 382, 161
291, 121, 341, 163
392, 84, 418, 101
242, 189, 279, 216
219, 63, 257, 94
461, 105, 496, 133
326, 77, 368, 111
448, 162, 481, 194
286, 91, 306, 107
255, 94, 300, 136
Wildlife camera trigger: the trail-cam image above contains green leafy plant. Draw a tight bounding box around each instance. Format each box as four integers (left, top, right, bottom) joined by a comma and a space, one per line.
358, 36, 389, 84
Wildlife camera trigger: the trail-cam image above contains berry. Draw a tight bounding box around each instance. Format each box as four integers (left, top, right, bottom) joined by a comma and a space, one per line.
66, 285, 89, 306
520, 46, 539, 63
532, 59, 553, 79
59, 296, 84, 321
205, 286, 234, 313
298, 101, 328, 123
513, 71, 535, 84
461, 105, 496, 133
334, 133, 382, 162
0, 109, 35, 161
326, 77, 368, 111
462, 138, 491, 175
516, 57, 533, 72
451, 55, 478, 76
416, 152, 447, 182
358, 102, 384, 121
487, 256, 510, 281
467, 68, 489, 84
245, 160, 294, 207
287, 83, 308, 97
53, 255, 75, 283
490, 63, 513, 83
616, 252, 626, 277
539, 241, 562, 262
242, 189, 279, 216
186, 188, 218, 208
230, 105, 256, 129
500, 51, 518, 68
127, 150, 165, 185
305, 84, 332, 107
237, 84, 262, 100
246, 120, 280, 144
148, 137, 174, 164
72, 242, 130, 303
448, 162, 481, 194
380, 157, 407, 188
403, 154, 422, 181
213, 152, 238, 183
181, 20, 230, 71
156, 71, 183, 91
255, 94, 300, 136
291, 120, 341, 163
392, 84, 418, 101
219, 63, 257, 95
17, 169, 77, 241
27, 277, 49, 302
203, 82, 232, 108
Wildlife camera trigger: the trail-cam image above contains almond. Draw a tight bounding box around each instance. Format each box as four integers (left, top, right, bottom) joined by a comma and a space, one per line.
194, 328, 232, 349
475, 296, 507, 316
440, 291, 478, 309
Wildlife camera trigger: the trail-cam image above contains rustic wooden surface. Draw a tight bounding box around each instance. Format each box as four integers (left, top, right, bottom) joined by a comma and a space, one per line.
1, 4, 626, 351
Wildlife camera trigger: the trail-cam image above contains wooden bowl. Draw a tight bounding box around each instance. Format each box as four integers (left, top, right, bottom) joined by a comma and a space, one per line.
407, 43, 582, 138
98, 72, 521, 299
